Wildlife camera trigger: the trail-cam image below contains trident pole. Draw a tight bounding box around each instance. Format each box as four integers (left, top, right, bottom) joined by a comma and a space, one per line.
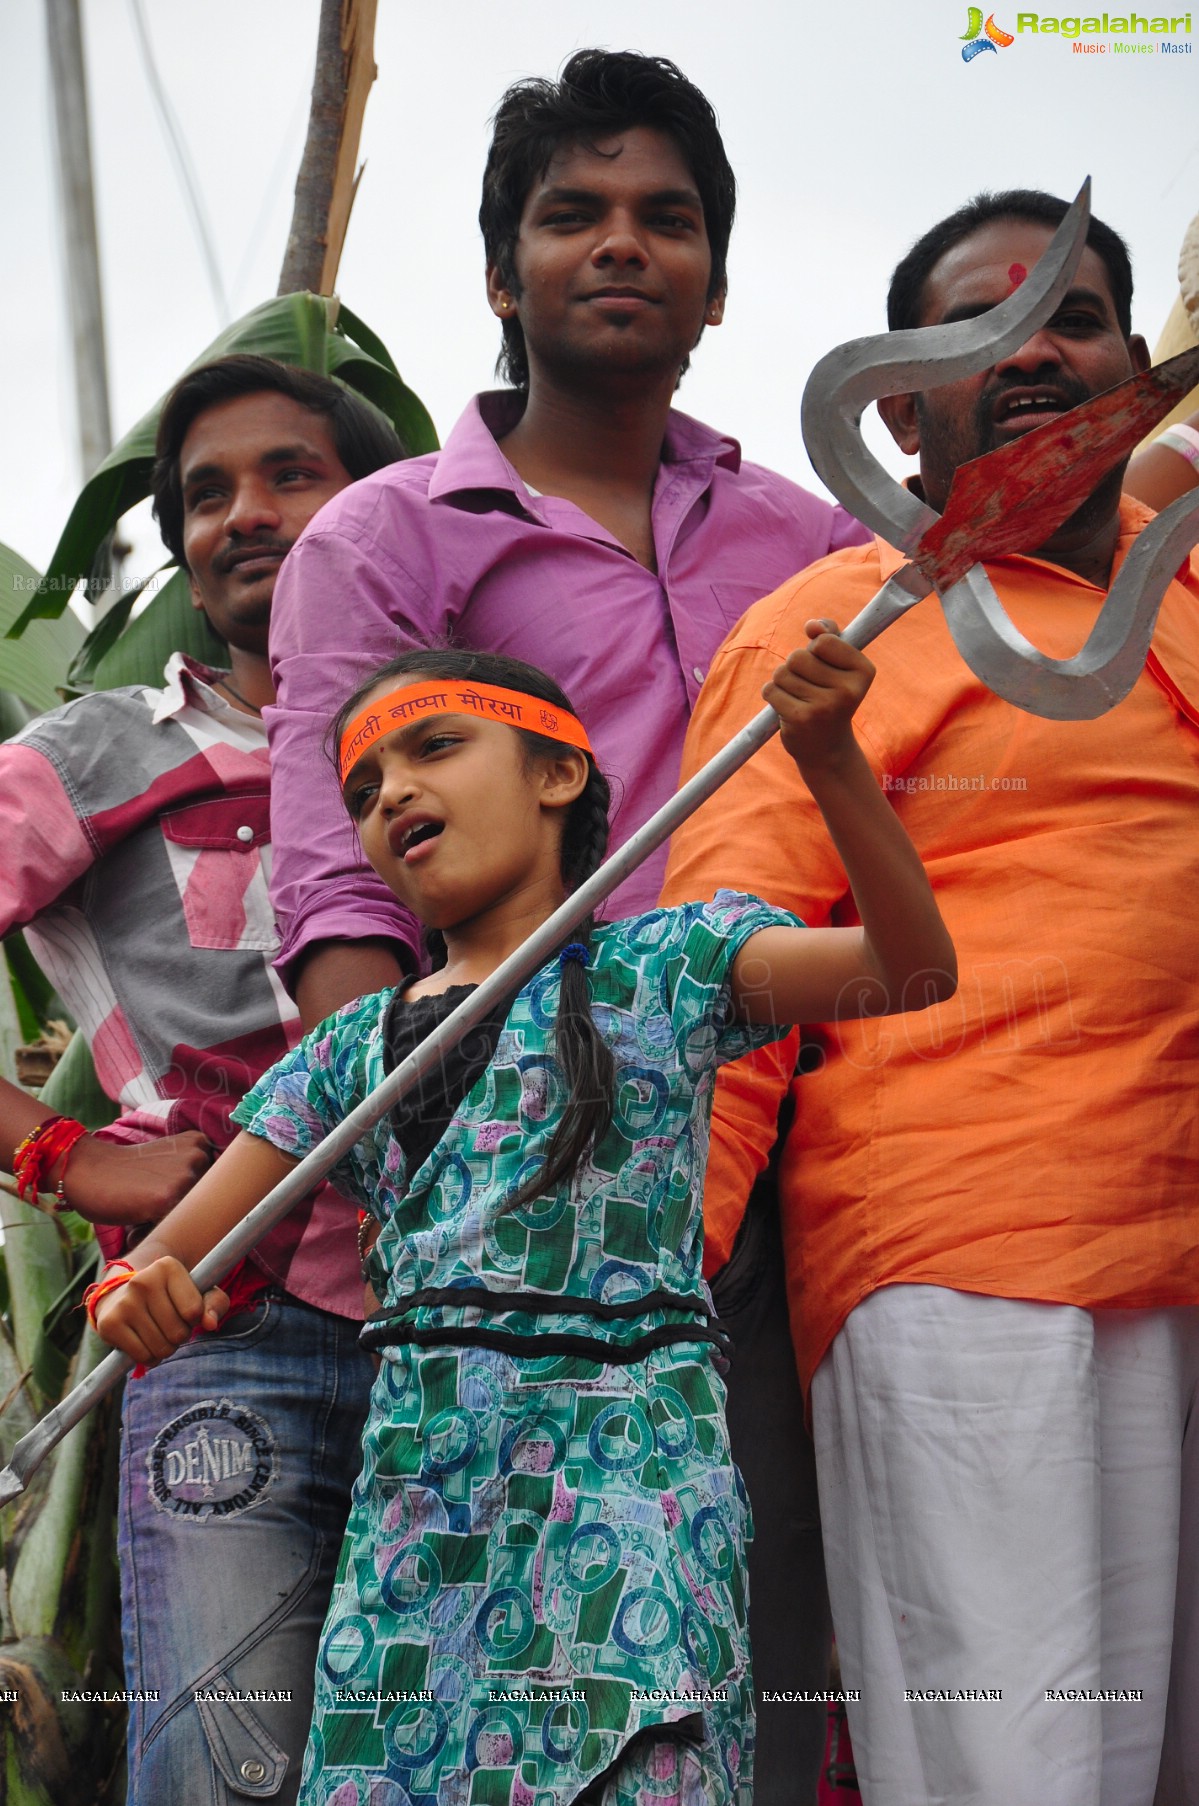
8, 185, 1199, 1505
0, 691, 784, 1508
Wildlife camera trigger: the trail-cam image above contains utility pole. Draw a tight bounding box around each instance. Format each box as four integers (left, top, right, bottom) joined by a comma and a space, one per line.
278, 0, 378, 296
44, 0, 113, 480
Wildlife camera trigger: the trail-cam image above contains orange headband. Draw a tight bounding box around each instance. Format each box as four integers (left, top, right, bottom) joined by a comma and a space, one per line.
339, 680, 594, 782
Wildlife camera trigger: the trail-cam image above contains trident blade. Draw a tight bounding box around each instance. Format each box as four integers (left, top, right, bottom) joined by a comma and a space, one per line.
939, 488, 1199, 719
0, 1340, 131, 1506
799, 176, 1199, 723
800, 180, 1092, 549
915, 342, 1199, 589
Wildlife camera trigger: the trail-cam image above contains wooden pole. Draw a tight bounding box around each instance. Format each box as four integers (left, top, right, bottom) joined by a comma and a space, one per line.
1131, 209, 1199, 454
1147, 211, 1199, 434
44, 0, 112, 478
277, 0, 378, 297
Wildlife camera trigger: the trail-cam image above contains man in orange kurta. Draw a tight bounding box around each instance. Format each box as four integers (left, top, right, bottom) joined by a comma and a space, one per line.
663, 192, 1199, 1806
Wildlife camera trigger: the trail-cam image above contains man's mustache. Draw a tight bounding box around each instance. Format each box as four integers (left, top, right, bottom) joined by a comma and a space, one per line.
976, 371, 1093, 433
213, 535, 294, 576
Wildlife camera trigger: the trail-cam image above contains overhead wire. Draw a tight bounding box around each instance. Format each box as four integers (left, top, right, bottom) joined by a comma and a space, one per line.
126, 0, 230, 325
228, 87, 310, 312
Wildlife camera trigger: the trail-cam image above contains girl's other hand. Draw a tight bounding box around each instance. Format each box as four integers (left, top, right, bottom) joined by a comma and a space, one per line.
92, 1256, 229, 1367
763, 620, 874, 777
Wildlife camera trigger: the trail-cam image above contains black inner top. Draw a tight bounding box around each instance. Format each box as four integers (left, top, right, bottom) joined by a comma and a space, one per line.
381, 982, 507, 1173
371, 977, 726, 1363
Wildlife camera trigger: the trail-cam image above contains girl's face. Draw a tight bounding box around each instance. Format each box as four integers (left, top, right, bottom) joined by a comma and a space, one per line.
342, 687, 586, 935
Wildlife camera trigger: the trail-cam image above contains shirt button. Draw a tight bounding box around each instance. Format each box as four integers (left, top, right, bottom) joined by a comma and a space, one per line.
236, 825, 254, 844
240, 1759, 267, 1783
691, 666, 705, 684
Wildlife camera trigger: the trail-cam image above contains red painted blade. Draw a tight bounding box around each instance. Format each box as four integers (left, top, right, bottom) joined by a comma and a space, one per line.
906, 343, 1199, 590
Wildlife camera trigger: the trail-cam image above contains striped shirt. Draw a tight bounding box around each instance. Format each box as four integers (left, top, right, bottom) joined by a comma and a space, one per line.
0, 653, 361, 1315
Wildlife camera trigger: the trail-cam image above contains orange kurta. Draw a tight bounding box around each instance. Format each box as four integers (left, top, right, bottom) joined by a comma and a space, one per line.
661, 500, 1199, 1393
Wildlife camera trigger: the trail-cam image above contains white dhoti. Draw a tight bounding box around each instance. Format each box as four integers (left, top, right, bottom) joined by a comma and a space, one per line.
810, 1285, 1199, 1806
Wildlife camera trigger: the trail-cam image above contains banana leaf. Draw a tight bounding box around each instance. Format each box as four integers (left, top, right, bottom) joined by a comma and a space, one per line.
0, 1635, 116, 1804
8, 1328, 122, 1672
0, 1319, 35, 1475
0, 1198, 69, 1404
0, 689, 34, 739
31, 1243, 101, 1433
11, 293, 438, 636
0, 949, 26, 1092
62, 565, 158, 691
0, 543, 84, 706
84, 568, 225, 693
38, 1030, 117, 1133
2, 936, 54, 1045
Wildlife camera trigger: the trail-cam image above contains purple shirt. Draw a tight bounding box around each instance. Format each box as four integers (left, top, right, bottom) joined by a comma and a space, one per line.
267, 391, 867, 984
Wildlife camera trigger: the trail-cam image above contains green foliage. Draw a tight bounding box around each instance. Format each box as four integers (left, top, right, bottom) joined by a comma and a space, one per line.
0, 541, 83, 712
85, 569, 226, 692
39, 1031, 118, 1133
8, 1333, 121, 1663
3, 940, 49, 1047
0, 1200, 69, 1406
0, 690, 33, 738
0, 1634, 121, 1801
60, 566, 154, 691
7, 1027, 115, 1399
32, 1242, 100, 1405
11, 292, 438, 640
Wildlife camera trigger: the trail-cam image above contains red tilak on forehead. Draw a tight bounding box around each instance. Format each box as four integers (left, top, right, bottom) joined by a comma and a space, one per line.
1008, 262, 1028, 291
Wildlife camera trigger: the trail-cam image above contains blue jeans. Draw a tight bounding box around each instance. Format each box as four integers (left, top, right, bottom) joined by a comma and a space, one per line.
118, 1291, 374, 1804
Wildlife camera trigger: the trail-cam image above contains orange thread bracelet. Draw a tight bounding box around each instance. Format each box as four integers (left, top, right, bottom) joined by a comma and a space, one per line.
83, 1260, 138, 1331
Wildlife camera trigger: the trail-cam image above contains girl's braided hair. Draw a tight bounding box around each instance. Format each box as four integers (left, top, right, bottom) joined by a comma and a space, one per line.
332, 647, 615, 1201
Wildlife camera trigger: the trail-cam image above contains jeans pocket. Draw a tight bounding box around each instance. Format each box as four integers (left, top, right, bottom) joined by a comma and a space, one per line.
194, 1680, 290, 1799
171, 1292, 282, 1359
211, 1292, 280, 1344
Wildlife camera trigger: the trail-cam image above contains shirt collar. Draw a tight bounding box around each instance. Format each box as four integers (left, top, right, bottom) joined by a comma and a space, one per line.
151, 650, 265, 731
425, 390, 743, 514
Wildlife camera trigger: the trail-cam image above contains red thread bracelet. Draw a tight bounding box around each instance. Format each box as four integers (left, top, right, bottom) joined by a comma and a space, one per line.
12, 1115, 88, 1208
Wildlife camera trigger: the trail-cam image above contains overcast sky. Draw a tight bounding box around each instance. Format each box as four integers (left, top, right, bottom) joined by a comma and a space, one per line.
2, 0, 1197, 590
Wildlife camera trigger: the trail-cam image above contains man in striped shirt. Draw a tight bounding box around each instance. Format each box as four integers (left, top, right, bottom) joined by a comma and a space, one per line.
0, 355, 403, 1805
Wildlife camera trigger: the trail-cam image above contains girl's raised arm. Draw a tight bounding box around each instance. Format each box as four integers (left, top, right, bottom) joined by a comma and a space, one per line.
731, 621, 957, 1027
90, 1133, 297, 1367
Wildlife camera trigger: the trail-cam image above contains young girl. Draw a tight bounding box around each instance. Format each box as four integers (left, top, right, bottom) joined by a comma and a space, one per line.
94, 634, 954, 1806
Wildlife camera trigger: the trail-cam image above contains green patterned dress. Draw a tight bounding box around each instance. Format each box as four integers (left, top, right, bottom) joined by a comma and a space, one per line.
232, 893, 796, 1806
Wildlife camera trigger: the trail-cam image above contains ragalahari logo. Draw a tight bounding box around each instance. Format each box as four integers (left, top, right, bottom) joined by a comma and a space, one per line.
961, 7, 1017, 55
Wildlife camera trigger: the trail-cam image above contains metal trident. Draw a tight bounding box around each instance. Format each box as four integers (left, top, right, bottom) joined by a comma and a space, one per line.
802, 178, 1199, 719
3, 183, 1198, 1508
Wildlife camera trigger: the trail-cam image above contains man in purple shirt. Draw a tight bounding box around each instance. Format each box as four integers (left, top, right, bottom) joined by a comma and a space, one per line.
268, 49, 866, 1800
